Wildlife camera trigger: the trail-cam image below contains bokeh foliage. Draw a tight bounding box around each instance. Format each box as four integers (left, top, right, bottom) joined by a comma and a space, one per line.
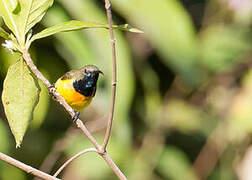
0, 0, 252, 179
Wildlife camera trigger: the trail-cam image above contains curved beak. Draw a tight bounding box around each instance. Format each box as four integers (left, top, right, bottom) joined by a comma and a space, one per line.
98, 70, 104, 75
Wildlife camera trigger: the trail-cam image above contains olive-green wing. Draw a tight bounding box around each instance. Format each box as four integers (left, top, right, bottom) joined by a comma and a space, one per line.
60, 70, 78, 80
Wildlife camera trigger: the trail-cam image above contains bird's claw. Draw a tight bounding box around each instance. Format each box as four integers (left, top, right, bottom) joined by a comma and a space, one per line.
48, 85, 57, 100
72, 111, 80, 123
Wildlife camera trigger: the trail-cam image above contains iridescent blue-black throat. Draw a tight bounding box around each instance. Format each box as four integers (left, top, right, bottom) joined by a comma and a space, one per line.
73, 73, 99, 97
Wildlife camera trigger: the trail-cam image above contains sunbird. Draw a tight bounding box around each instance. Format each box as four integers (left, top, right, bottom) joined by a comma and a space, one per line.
55, 65, 103, 121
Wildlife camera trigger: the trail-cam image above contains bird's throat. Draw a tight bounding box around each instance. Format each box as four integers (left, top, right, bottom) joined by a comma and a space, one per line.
73, 74, 98, 97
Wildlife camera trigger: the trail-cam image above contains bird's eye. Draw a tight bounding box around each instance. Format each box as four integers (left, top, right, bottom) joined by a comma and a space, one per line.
84, 69, 88, 74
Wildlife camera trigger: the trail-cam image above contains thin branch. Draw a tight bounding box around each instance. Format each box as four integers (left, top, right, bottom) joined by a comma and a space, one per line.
102, 0, 117, 152
101, 152, 127, 179
53, 148, 97, 177
0, 152, 60, 180
22, 50, 101, 151
21, 48, 127, 179
19, 2, 125, 179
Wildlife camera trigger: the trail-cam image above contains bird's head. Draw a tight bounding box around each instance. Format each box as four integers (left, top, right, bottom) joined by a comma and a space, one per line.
73, 65, 103, 97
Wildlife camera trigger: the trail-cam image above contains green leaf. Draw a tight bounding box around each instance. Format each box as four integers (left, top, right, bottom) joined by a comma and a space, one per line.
0, 0, 22, 42
31, 78, 49, 129
42, 6, 95, 67
12, 0, 20, 14
0, 27, 10, 39
0, 0, 20, 19
115, 24, 143, 33
0, 0, 53, 46
0, 47, 21, 76
11, 0, 19, 12
2, 58, 40, 148
29, 20, 143, 44
25, 0, 54, 34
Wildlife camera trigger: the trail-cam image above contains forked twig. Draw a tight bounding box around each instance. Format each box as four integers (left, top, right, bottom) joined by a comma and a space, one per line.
53, 148, 97, 177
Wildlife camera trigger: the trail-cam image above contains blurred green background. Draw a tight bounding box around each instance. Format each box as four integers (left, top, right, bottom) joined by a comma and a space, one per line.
1, 0, 252, 179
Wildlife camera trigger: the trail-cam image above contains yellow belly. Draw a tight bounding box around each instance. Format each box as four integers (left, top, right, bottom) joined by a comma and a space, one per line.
55, 79, 93, 111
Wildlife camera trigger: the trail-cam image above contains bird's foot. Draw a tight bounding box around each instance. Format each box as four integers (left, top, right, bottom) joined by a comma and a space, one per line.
48, 85, 57, 100
72, 111, 80, 123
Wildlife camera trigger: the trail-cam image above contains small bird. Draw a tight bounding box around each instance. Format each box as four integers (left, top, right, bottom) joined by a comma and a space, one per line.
55, 65, 103, 121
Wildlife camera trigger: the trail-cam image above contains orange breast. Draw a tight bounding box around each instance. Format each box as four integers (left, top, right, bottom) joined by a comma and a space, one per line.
55, 79, 93, 111
68, 89, 86, 103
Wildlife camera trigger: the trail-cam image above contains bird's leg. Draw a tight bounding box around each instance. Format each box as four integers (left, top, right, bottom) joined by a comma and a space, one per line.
72, 111, 80, 122
48, 84, 57, 100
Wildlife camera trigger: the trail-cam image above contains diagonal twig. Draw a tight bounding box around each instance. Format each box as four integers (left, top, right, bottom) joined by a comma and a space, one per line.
22, 50, 101, 150
22, 47, 127, 180
18, 1, 127, 179
21, 0, 127, 177
0, 152, 60, 180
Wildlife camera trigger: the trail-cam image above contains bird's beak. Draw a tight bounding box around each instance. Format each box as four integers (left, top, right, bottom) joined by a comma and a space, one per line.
98, 70, 104, 75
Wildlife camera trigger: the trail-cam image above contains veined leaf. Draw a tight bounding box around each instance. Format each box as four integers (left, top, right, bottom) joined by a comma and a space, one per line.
2, 58, 40, 148
9, 0, 20, 13
29, 20, 143, 44
0, 0, 22, 42
31, 78, 50, 129
0, 0, 53, 46
25, 0, 54, 34
0, 27, 10, 39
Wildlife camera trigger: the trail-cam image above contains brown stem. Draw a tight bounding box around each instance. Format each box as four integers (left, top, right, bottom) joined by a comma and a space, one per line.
22, 50, 100, 150
0, 152, 60, 180
21, 48, 126, 179
20, 2, 125, 179
102, 0, 117, 152
53, 148, 97, 177
101, 152, 127, 180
